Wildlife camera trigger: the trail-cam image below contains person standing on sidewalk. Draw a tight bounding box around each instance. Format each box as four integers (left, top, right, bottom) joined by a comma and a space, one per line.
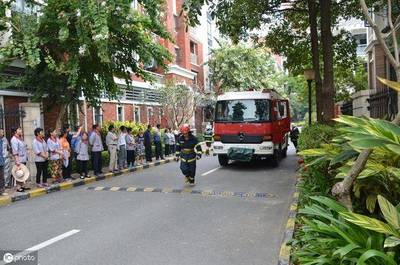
11, 127, 30, 192
47, 128, 63, 183
106, 125, 118, 172
0, 129, 11, 189
33, 128, 49, 188
175, 124, 202, 186
164, 128, 171, 157
89, 124, 104, 176
76, 132, 90, 179
154, 124, 163, 160
60, 129, 72, 181
126, 128, 136, 168
118, 126, 127, 169
135, 128, 145, 165
0, 130, 7, 196
144, 125, 152, 163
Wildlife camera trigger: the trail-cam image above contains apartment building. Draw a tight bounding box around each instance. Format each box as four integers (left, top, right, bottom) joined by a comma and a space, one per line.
365, 11, 398, 120
0, 0, 215, 135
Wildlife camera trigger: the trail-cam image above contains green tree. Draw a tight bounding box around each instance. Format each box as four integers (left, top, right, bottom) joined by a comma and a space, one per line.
335, 58, 368, 102
0, 0, 172, 128
208, 43, 281, 92
157, 80, 203, 129
183, 0, 375, 124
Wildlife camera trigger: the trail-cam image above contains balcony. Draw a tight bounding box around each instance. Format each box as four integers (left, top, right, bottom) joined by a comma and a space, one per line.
190, 53, 198, 65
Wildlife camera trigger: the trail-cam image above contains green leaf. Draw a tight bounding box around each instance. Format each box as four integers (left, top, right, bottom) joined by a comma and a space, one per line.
349, 138, 392, 149
332, 243, 360, 258
366, 194, 377, 214
310, 196, 348, 213
378, 195, 400, 229
340, 212, 400, 237
356, 249, 397, 265
384, 236, 400, 248
329, 149, 359, 166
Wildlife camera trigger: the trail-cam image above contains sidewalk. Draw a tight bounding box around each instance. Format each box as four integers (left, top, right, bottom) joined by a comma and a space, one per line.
0, 156, 176, 207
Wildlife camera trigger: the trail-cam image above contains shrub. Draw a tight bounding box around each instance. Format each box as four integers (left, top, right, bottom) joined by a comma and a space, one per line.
292, 196, 400, 265
101, 120, 147, 136
298, 123, 337, 151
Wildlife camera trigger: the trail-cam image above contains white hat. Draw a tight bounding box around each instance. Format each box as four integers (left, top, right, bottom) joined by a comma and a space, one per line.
12, 164, 30, 182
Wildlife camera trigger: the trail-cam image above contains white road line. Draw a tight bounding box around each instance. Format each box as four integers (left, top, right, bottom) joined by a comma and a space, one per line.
26, 229, 80, 252
201, 167, 221, 176
0, 230, 80, 265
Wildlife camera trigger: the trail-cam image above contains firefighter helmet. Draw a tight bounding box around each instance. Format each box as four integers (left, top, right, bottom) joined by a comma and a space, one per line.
180, 124, 190, 134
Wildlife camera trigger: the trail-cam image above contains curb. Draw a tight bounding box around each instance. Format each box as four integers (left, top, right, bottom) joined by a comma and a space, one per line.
0, 157, 175, 208
277, 177, 301, 265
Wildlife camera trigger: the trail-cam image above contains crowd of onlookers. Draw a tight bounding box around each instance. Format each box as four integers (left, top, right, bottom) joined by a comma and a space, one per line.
0, 123, 179, 195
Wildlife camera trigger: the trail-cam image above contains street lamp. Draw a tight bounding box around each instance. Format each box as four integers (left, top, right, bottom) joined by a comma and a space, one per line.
304, 69, 315, 126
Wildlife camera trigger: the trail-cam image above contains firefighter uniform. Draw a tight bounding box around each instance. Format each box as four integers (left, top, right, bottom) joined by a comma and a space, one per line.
203, 128, 213, 156
175, 133, 202, 184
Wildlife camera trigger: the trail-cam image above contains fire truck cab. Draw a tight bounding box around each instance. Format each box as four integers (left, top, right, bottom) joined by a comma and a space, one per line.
213, 89, 291, 166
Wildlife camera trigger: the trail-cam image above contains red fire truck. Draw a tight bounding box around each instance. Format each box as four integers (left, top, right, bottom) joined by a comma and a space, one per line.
213, 89, 291, 166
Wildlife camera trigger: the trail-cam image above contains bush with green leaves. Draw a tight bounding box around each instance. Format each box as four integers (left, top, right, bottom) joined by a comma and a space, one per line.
298, 123, 337, 151
300, 116, 400, 213
101, 121, 147, 136
292, 195, 400, 265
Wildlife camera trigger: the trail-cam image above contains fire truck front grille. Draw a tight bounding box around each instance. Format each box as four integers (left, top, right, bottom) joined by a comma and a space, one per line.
221, 135, 263, 144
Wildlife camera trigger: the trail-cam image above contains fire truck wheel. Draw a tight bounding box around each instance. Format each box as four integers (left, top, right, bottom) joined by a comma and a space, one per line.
218, 154, 229, 166
270, 147, 281, 167
281, 147, 288, 158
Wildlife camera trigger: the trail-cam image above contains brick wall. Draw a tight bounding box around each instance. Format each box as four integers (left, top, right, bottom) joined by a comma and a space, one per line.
125, 104, 133, 121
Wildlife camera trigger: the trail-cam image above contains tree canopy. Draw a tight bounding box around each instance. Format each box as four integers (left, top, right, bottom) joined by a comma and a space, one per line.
208, 43, 281, 93
0, 0, 172, 125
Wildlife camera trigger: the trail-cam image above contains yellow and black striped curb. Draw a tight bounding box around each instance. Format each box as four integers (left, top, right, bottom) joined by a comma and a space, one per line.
0, 157, 176, 208
278, 177, 301, 265
86, 186, 277, 199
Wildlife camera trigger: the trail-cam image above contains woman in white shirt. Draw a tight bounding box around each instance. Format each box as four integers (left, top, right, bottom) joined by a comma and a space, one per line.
47, 128, 63, 183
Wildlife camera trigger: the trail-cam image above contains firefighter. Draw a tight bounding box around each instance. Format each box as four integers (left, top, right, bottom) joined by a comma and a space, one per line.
203, 124, 213, 156
175, 124, 202, 186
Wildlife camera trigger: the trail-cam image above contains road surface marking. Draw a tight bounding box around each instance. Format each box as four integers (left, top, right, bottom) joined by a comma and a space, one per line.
26, 229, 81, 252
201, 167, 221, 176
85, 186, 276, 200
0, 230, 80, 265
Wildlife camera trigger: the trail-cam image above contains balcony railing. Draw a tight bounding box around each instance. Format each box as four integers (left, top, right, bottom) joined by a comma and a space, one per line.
190, 53, 198, 65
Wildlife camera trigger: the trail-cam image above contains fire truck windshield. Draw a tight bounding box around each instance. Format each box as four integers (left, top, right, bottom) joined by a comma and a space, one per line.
215, 99, 270, 123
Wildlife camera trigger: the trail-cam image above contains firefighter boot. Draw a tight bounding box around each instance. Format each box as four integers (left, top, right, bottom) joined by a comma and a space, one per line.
188, 176, 195, 186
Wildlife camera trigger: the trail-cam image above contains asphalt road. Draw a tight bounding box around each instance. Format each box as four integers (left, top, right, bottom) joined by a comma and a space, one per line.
0, 146, 298, 265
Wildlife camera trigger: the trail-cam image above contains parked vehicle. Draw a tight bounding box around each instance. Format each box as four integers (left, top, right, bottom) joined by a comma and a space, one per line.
212, 89, 291, 166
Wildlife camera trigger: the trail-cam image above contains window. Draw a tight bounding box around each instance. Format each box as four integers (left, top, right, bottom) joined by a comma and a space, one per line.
215, 99, 271, 122
190, 41, 197, 54
190, 41, 198, 64
117, 105, 124, 121
147, 107, 153, 124
11, 0, 40, 15
93, 107, 103, 126
134, 106, 140, 123
192, 70, 198, 84
278, 101, 288, 119
67, 104, 79, 128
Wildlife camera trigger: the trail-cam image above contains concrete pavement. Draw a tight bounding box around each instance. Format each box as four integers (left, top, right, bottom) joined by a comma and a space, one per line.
0, 146, 298, 265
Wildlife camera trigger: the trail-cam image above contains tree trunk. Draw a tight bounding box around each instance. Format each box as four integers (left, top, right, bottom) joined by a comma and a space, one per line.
55, 104, 67, 130
307, 0, 323, 123
320, 0, 335, 124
